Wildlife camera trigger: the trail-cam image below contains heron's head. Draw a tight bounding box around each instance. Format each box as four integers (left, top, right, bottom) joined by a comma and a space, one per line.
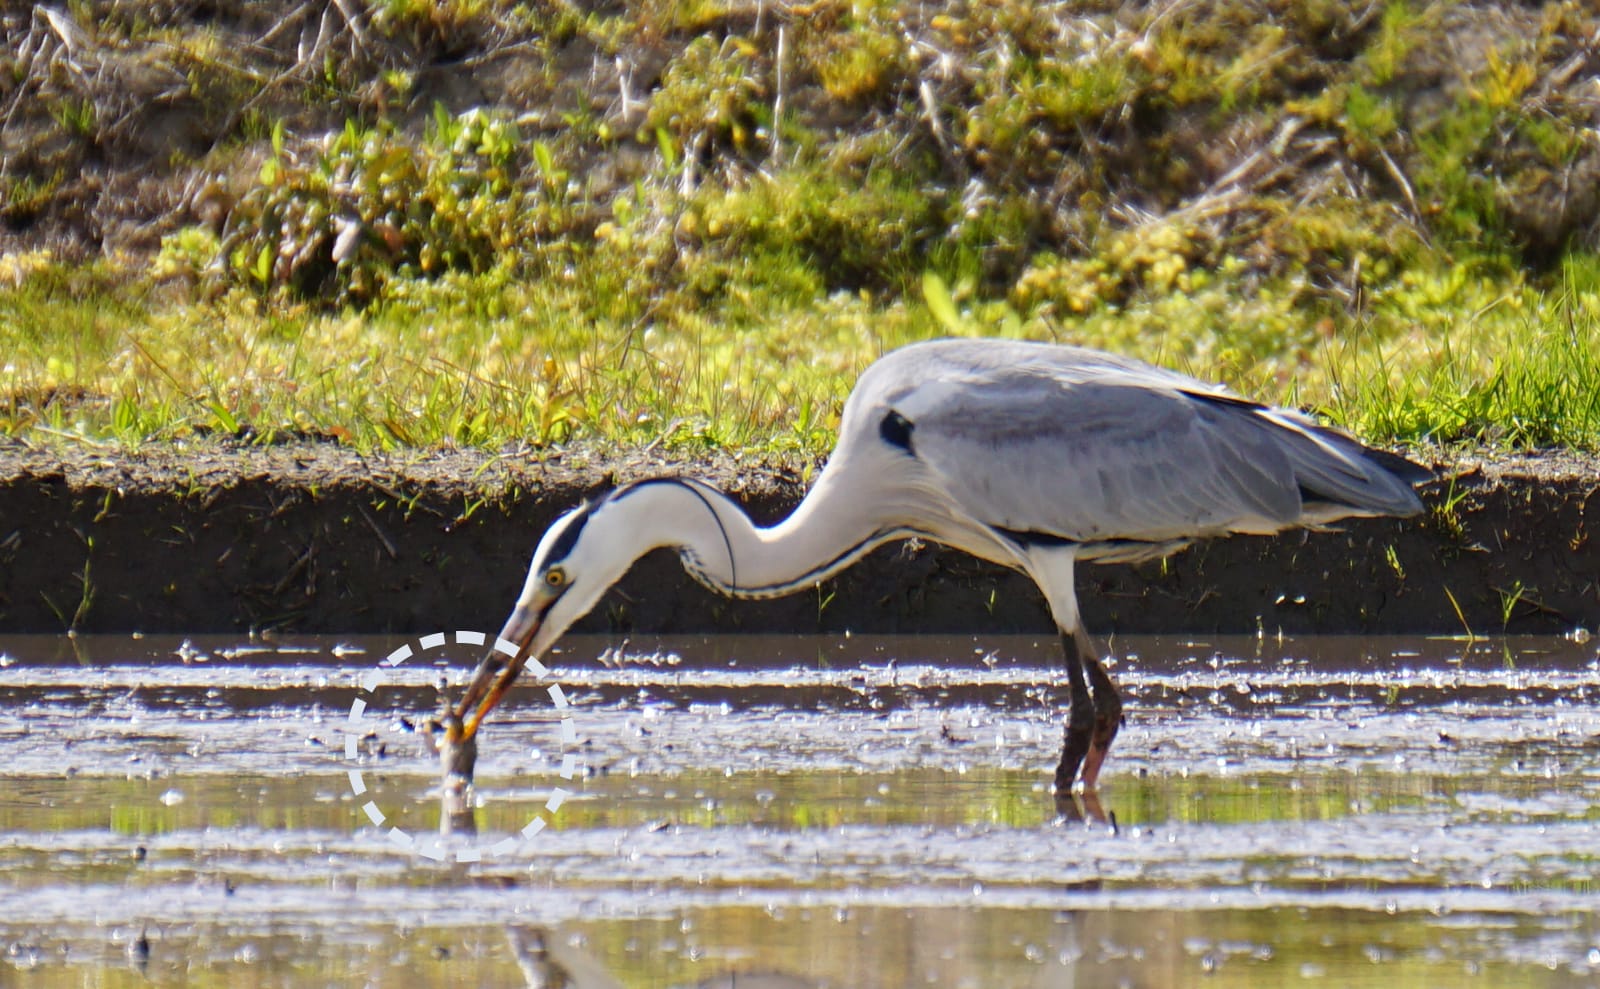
455, 486, 679, 739
497, 494, 642, 662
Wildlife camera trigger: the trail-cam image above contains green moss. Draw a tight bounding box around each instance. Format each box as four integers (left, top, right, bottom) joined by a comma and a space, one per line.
647, 35, 769, 155
692, 159, 945, 295
1338, 84, 1401, 145
1, 172, 65, 220
213, 107, 560, 303
1358, 0, 1424, 86
802, 5, 908, 104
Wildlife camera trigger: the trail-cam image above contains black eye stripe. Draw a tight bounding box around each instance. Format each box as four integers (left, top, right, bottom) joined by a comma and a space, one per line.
543, 505, 595, 564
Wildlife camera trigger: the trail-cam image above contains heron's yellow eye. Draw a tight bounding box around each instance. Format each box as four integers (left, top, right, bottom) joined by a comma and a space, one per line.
544, 567, 568, 589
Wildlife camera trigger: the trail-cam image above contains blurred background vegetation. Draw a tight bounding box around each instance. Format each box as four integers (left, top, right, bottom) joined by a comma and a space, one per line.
2, 0, 1598, 453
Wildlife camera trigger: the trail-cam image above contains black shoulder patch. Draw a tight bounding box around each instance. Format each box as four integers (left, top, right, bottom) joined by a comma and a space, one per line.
879, 410, 915, 454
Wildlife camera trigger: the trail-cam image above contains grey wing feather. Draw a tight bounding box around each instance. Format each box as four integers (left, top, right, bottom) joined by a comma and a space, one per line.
867, 342, 1422, 545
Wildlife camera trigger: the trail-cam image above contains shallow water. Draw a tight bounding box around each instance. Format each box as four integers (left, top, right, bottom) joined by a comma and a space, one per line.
1, 632, 1598, 988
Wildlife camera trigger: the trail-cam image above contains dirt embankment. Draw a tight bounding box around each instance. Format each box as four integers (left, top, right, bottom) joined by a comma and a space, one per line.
0, 443, 1594, 637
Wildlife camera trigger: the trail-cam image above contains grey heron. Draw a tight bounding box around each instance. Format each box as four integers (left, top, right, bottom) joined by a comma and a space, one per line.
451, 338, 1428, 790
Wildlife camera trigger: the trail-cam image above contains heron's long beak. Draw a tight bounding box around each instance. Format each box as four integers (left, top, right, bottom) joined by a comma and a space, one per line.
453, 606, 540, 743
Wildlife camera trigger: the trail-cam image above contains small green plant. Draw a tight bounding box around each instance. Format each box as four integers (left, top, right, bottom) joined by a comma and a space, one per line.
1442, 586, 1476, 641
2, 173, 64, 219
1474, 46, 1538, 111
49, 97, 97, 139
40, 535, 98, 632
1384, 545, 1406, 583
816, 585, 835, 622
1497, 580, 1530, 631
1428, 476, 1470, 544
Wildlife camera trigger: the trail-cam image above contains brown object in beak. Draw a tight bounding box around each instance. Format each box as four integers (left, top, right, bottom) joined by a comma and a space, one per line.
437, 710, 479, 782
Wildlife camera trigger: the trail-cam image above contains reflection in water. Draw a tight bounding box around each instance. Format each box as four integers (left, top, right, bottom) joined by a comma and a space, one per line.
0, 632, 1597, 987
1054, 787, 1111, 827
507, 925, 627, 989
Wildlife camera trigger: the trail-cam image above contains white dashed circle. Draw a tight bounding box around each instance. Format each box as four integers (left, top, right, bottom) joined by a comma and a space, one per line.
343, 630, 580, 862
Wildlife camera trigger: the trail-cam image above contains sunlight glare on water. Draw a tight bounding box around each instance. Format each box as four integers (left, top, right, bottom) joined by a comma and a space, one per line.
0, 632, 1597, 987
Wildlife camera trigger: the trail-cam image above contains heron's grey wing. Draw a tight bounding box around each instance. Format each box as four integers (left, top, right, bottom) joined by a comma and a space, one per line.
885, 367, 1390, 545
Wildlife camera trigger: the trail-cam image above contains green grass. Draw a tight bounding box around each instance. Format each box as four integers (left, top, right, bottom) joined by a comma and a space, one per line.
1325, 263, 1600, 449
3, 252, 1598, 456
3, 1, 1599, 457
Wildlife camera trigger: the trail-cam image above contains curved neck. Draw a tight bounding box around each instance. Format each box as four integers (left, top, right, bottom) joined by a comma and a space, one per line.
607, 476, 900, 600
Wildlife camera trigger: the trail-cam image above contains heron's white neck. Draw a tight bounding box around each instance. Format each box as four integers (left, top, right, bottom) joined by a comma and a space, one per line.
605, 475, 904, 600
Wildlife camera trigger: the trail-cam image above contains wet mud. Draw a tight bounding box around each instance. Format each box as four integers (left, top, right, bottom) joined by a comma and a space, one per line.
2, 632, 1597, 987
0, 445, 1597, 637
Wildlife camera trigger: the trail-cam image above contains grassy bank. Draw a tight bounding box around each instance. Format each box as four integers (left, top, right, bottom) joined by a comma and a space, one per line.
5, 256, 1600, 455
3, 1, 1599, 454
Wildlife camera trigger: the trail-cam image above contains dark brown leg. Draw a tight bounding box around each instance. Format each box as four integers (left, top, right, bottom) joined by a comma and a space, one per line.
1078, 651, 1123, 790
1054, 631, 1096, 791
1056, 629, 1124, 791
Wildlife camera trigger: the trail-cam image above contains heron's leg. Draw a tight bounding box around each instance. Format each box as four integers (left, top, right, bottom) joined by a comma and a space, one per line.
1074, 628, 1123, 791
1054, 632, 1097, 791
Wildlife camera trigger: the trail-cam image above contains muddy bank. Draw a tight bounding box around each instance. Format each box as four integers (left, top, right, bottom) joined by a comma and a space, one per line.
0, 443, 1594, 636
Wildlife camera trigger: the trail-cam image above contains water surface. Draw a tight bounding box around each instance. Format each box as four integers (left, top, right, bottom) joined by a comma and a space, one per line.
1, 632, 1597, 987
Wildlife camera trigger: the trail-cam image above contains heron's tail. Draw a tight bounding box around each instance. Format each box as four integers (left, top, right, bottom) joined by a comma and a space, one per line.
1288, 421, 1430, 519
